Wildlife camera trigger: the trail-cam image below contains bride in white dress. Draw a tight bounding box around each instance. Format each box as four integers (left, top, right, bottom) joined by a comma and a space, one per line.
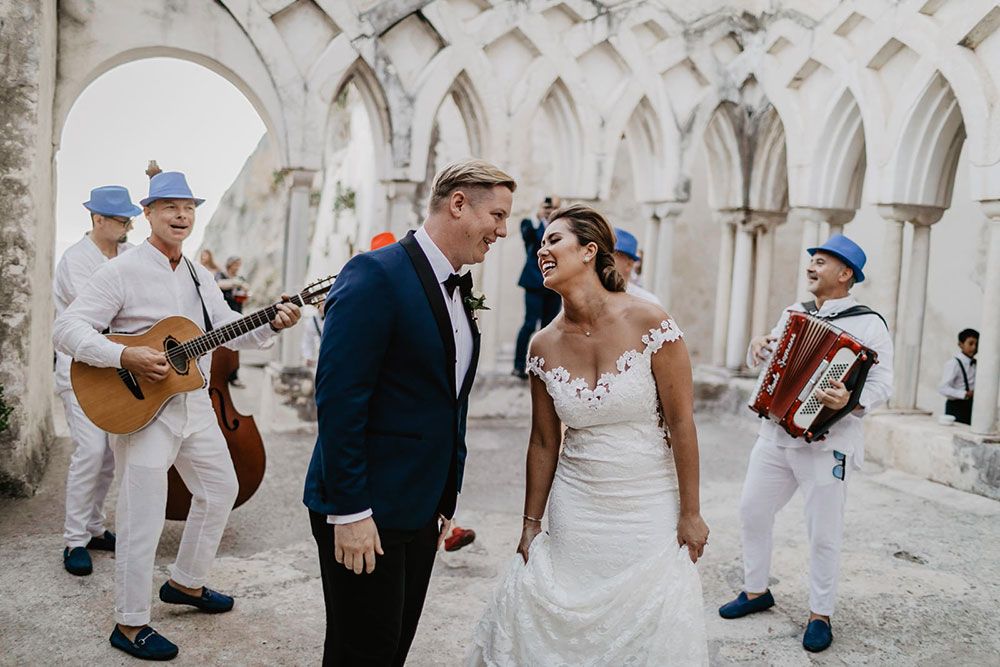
469, 204, 710, 666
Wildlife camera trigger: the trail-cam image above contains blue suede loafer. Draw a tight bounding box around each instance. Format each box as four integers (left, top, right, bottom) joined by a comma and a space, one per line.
87, 530, 116, 551
63, 546, 92, 576
803, 618, 833, 652
159, 581, 234, 613
110, 626, 178, 661
718, 590, 776, 619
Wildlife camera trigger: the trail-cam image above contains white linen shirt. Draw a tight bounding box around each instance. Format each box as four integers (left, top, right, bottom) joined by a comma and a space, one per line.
53, 233, 133, 395
626, 281, 663, 307
747, 295, 894, 467
938, 355, 976, 399
328, 226, 473, 525
52, 239, 276, 437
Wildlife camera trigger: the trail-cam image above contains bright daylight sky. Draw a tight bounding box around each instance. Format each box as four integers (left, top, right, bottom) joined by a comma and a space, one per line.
55, 58, 266, 265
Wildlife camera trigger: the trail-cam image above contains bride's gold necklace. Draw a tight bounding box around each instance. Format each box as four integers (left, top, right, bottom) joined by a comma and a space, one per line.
566, 298, 608, 337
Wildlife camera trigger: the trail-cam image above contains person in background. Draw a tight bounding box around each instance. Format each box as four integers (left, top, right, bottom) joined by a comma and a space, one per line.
55, 185, 139, 577
513, 195, 562, 379
215, 256, 251, 387
613, 227, 662, 307
938, 328, 978, 424
199, 249, 219, 274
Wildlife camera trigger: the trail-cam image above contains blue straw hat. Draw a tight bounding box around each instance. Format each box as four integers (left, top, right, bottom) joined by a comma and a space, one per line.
83, 185, 142, 218
613, 228, 640, 262
807, 234, 867, 283
140, 171, 205, 207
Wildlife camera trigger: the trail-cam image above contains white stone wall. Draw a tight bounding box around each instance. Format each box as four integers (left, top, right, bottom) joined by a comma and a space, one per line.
4, 0, 1000, 491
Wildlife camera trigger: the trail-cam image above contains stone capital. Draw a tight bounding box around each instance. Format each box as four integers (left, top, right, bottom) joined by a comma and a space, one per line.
746, 209, 787, 231
790, 206, 856, 226
713, 208, 746, 227
289, 169, 317, 190
382, 179, 421, 200
979, 199, 1000, 221
876, 203, 945, 226
641, 201, 685, 221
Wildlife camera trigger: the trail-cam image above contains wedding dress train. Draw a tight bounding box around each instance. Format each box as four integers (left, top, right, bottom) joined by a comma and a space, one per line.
469, 319, 708, 666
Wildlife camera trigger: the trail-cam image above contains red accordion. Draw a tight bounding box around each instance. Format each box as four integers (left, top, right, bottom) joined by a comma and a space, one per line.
748, 311, 878, 442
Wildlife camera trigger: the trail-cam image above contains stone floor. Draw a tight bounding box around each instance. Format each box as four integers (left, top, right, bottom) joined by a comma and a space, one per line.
1, 365, 999, 666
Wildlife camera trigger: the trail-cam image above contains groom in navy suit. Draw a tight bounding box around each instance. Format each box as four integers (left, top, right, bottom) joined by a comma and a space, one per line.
304, 159, 517, 665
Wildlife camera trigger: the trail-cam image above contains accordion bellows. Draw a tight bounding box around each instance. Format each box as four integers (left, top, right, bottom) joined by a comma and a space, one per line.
748, 312, 879, 442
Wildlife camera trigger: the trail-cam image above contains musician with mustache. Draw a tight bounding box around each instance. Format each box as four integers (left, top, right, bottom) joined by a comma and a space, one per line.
718, 235, 894, 654
53, 172, 301, 661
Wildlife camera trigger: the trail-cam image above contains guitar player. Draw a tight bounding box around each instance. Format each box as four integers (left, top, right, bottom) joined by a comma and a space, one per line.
717, 234, 894, 654
53, 171, 301, 661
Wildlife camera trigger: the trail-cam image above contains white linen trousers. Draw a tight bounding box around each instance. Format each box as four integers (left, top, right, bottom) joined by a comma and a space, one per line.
111, 413, 238, 626
740, 436, 848, 616
60, 390, 115, 548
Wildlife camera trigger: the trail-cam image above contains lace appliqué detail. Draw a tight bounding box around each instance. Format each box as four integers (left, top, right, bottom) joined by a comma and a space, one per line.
527, 319, 683, 407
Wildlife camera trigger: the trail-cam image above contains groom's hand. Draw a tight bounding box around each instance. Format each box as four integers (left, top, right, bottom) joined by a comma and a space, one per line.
334, 517, 384, 574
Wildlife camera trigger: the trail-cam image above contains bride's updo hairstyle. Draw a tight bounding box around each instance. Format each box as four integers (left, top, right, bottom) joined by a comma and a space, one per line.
547, 204, 626, 293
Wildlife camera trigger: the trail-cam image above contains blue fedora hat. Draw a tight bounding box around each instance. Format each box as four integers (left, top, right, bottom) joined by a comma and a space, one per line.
808, 234, 866, 283
140, 171, 205, 207
83, 185, 142, 218
613, 227, 640, 262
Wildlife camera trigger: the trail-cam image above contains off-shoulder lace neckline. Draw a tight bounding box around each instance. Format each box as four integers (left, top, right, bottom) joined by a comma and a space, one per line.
527, 319, 682, 395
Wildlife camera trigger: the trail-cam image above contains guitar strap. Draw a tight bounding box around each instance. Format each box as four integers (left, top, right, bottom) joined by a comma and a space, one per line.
183, 257, 214, 332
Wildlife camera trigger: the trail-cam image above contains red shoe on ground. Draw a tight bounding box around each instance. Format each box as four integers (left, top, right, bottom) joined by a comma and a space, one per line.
444, 526, 477, 552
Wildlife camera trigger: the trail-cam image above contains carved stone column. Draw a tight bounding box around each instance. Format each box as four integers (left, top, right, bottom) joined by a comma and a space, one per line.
880, 205, 944, 410
643, 202, 684, 310
972, 201, 1000, 434
384, 180, 422, 239
280, 169, 318, 369
711, 210, 740, 366
725, 213, 755, 370
642, 212, 660, 291
749, 211, 786, 340
793, 207, 855, 299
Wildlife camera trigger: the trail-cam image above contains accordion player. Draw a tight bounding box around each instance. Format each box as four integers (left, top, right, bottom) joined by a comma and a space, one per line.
748, 310, 880, 442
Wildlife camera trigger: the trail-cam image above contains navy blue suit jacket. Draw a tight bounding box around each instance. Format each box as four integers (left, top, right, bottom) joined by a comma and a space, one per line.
518, 217, 545, 290
303, 232, 480, 531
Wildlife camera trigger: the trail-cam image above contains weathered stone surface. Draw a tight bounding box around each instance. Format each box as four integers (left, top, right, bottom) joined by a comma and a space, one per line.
0, 0, 56, 496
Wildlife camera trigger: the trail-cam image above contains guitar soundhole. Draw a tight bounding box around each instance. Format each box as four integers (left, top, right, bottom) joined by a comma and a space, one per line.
164, 336, 189, 374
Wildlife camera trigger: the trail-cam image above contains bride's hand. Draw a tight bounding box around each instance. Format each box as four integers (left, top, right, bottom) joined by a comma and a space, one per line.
676, 513, 709, 564
516, 521, 542, 564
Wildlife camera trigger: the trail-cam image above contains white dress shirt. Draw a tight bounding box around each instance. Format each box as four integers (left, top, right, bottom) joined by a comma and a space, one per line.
747, 295, 894, 467
328, 226, 473, 525
52, 240, 276, 437
626, 281, 663, 307
938, 354, 976, 399
53, 233, 133, 395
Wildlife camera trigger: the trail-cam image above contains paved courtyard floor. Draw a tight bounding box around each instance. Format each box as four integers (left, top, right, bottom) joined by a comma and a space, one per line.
2, 366, 998, 665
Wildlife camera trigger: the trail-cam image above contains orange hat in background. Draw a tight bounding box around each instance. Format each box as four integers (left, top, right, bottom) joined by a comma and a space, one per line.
370, 232, 397, 251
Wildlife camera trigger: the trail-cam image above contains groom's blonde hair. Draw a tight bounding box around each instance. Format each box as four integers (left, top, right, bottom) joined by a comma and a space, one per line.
429, 159, 517, 211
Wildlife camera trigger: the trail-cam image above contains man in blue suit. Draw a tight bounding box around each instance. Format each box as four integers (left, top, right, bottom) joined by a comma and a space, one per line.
304, 159, 517, 665
512, 195, 562, 378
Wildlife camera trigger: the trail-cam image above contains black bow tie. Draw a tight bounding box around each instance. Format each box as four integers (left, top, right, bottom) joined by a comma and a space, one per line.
970, 358, 977, 366
443, 271, 472, 298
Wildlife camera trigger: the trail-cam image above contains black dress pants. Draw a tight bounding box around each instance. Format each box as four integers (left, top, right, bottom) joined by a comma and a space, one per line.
309, 510, 439, 667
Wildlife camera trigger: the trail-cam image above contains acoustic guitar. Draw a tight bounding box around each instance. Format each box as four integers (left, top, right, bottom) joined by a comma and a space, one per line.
70, 276, 334, 435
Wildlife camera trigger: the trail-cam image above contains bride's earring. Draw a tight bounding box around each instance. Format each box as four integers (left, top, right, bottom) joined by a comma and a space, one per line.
583, 255, 591, 263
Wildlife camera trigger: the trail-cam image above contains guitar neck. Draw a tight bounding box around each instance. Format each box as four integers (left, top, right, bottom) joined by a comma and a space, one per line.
178, 293, 304, 360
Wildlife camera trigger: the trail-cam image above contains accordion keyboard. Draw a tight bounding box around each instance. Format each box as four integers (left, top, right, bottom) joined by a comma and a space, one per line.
792, 347, 859, 429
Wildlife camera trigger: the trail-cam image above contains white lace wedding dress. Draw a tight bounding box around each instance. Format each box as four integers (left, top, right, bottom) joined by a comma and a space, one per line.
469, 319, 708, 666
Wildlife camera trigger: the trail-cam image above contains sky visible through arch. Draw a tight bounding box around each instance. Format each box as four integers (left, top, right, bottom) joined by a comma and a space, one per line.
55, 58, 266, 265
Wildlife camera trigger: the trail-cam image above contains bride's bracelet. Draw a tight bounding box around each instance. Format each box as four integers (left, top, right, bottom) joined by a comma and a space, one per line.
522, 514, 543, 523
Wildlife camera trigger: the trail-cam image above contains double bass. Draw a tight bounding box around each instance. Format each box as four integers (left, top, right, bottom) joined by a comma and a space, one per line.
145, 161, 269, 521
